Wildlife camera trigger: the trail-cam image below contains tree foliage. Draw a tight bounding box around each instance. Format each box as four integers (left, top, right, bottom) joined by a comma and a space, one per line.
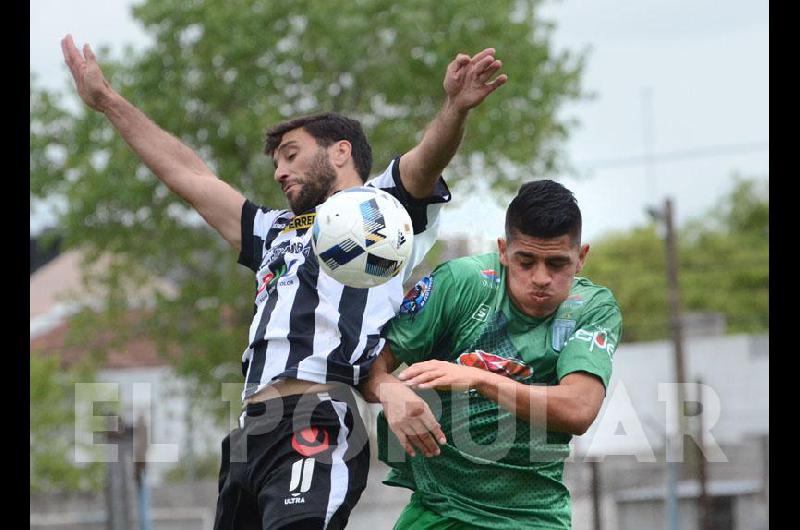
30, 355, 104, 494
30, 0, 587, 418
582, 177, 769, 342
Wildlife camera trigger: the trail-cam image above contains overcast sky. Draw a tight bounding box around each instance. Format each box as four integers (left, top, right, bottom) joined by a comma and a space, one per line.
30, 0, 769, 244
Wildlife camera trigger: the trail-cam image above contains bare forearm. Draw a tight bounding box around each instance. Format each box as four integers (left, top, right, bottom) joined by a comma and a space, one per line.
416, 100, 469, 176
100, 90, 245, 248
399, 100, 469, 198
62, 35, 244, 248
474, 373, 596, 435
360, 348, 402, 403
102, 91, 216, 200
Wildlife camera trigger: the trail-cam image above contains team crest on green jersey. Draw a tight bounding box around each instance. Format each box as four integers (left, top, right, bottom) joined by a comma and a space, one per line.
551, 295, 584, 351
551, 319, 576, 352
400, 275, 433, 316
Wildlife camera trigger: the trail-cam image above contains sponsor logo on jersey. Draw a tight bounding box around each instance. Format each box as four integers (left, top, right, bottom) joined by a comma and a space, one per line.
255, 264, 287, 303
470, 303, 491, 322
281, 213, 316, 233
399, 276, 433, 315
256, 271, 275, 294
457, 350, 534, 382
261, 237, 308, 271
286, 239, 306, 255
261, 240, 290, 268
566, 327, 617, 358
480, 269, 501, 285
291, 426, 331, 458
285, 457, 315, 505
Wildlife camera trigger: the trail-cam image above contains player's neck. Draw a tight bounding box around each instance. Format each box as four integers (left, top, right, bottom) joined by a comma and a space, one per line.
331, 171, 364, 195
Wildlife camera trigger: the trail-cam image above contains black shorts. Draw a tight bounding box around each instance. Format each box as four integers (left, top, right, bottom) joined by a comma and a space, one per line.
213, 386, 370, 530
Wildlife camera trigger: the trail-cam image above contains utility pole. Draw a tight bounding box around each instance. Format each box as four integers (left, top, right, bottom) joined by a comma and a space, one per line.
761, 434, 769, 525
647, 197, 689, 530
106, 420, 133, 530
696, 377, 712, 530
134, 415, 153, 530
590, 460, 602, 530
663, 198, 688, 406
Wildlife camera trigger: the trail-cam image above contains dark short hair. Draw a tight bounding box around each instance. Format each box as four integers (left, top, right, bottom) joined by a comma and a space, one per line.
264, 112, 373, 182
505, 180, 582, 245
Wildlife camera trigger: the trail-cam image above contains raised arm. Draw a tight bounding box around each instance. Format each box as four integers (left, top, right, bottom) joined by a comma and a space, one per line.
61, 35, 246, 250
398, 47, 507, 199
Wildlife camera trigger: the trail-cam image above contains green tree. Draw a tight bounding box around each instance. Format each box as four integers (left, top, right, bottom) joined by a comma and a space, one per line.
30, 354, 105, 494
582, 178, 769, 342
30, 0, 587, 418
680, 177, 769, 334
580, 225, 669, 342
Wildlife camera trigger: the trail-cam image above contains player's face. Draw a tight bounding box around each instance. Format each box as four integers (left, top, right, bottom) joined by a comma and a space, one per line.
498, 233, 589, 318
273, 128, 338, 213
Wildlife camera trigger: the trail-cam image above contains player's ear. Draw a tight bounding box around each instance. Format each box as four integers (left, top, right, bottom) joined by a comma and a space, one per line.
575, 243, 590, 273
497, 237, 508, 266
329, 140, 352, 169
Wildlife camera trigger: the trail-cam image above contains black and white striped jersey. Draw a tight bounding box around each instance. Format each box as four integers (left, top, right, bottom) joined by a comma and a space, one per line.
237, 156, 450, 400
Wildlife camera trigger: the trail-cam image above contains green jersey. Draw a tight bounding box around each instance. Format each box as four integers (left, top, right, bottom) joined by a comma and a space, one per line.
376, 252, 622, 529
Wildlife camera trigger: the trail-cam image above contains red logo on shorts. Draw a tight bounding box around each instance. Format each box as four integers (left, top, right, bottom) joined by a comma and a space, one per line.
291, 426, 330, 457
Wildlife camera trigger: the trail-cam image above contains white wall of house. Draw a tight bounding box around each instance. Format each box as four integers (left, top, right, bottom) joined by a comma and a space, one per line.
614, 482, 766, 530
576, 334, 769, 459
94, 367, 227, 484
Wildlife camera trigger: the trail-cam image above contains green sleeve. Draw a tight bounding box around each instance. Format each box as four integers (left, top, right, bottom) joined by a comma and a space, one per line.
387, 264, 459, 364
556, 302, 622, 389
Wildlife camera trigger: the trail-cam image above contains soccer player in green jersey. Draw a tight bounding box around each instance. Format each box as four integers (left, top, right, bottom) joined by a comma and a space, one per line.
360, 180, 622, 529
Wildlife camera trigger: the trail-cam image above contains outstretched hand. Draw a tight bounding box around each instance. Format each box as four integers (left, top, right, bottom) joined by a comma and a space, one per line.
61, 34, 113, 112
443, 47, 508, 111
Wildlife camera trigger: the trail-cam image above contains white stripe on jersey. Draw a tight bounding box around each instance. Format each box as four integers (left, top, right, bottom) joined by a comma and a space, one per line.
242, 238, 305, 399
239, 157, 449, 400
324, 398, 351, 528
260, 273, 301, 373
295, 272, 346, 383
254, 209, 283, 242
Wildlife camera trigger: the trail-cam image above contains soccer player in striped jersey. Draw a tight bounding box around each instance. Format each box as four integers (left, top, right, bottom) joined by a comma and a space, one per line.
62, 34, 507, 529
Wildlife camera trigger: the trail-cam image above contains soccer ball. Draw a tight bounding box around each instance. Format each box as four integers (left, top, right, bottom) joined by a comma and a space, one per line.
312, 187, 414, 288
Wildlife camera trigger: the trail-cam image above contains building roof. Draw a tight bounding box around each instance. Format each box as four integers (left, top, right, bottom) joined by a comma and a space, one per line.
30, 314, 171, 370
30, 248, 177, 370
30, 250, 87, 321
